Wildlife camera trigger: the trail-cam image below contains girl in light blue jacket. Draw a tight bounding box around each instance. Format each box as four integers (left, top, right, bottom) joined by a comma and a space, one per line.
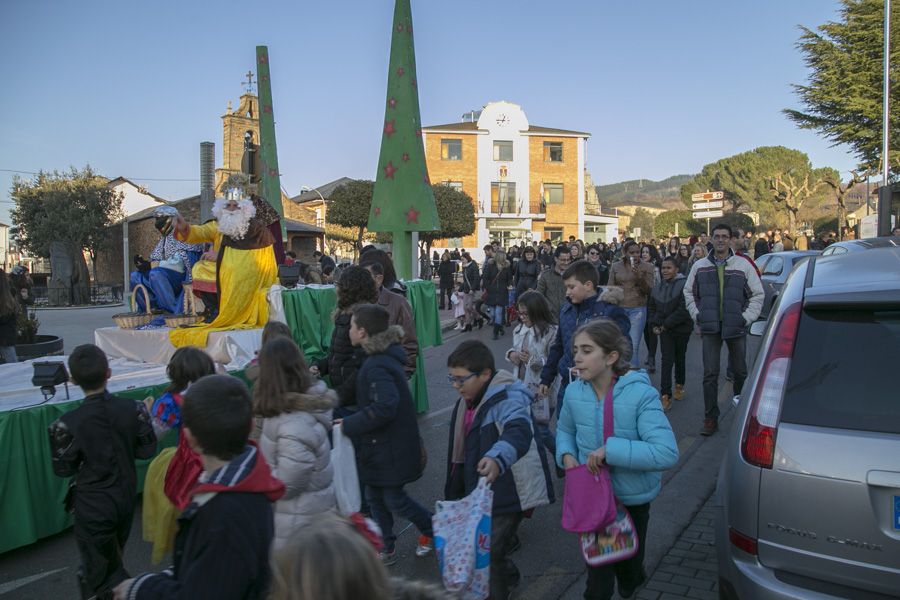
556, 318, 678, 600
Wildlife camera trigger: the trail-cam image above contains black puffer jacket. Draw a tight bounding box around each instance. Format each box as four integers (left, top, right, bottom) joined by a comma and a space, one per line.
647, 274, 692, 335
342, 326, 423, 487
438, 259, 457, 287
482, 261, 512, 307
514, 258, 540, 297
316, 306, 365, 407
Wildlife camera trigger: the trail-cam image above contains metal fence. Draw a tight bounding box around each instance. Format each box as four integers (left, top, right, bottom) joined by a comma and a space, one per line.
31, 284, 124, 307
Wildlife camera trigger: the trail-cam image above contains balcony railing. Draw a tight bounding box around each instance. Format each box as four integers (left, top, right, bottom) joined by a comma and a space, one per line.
488, 199, 547, 215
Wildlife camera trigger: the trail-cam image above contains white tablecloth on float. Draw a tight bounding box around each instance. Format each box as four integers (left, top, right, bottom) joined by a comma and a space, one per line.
0, 356, 171, 412
94, 326, 262, 370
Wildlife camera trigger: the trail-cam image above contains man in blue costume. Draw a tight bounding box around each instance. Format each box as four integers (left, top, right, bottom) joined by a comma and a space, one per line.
130, 208, 203, 314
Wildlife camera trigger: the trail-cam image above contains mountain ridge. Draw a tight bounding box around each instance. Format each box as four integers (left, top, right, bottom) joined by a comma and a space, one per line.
596, 174, 695, 209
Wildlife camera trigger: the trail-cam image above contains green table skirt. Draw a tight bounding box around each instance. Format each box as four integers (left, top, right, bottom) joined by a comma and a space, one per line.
0, 372, 246, 555
281, 280, 442, 413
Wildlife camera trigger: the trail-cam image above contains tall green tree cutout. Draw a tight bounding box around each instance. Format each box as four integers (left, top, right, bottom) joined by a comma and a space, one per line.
368, 0, 440, 278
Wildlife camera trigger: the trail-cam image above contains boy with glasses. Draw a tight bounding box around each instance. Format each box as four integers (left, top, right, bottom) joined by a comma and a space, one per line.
445, 340, 553, 600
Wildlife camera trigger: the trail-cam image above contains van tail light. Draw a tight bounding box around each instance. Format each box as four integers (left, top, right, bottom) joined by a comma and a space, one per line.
729, 527, 758, 555
741, 302, 801, 469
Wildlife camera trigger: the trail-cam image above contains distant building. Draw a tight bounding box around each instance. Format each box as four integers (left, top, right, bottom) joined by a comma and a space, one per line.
422, 101, 617, 255
107, 177, 168, 217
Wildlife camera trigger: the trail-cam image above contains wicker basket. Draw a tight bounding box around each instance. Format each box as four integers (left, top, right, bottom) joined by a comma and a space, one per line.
112, 284, 154, 329
164, 285, 204, 328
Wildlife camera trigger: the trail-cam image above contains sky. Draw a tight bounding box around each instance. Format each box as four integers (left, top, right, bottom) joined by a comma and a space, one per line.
0, 0, 862, 225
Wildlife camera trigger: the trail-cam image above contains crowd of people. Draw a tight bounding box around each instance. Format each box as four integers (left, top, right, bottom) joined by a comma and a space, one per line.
46, 220, 773, 600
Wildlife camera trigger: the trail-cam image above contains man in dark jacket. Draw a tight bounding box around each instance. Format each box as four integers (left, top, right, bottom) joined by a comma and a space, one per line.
49, 344, 156, 599
753, 232, 770, 260
648, 257, 693, 410
117, 375, 284, 599
437, 252, 457, 310
535, 245, 571, 318
684, 224, 763, 436
341, 305, 432, 563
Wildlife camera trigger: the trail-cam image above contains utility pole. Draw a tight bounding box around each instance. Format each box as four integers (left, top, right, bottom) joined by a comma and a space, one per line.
878, 0, 892, 235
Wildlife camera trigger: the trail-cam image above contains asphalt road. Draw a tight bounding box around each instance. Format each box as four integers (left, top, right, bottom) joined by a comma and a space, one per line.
0, 315, 757, 599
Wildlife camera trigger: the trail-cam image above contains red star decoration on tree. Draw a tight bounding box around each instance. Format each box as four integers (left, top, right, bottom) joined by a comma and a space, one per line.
396, 23, 404, 32
374, 206, 382, 217
405, 206, 420, 224
407, 24, 413, 34
383, 161, 398, 179
383, 120, 396, 137
388, 97, 397, 109
402, 153, 410, 162
261, 75, 269, 83
396, 67, 405, 77
259, 56, 268, 64
411, 77, 417, 89
415, 128, 422, 137
263, 105, 272, 113
268, 168, 278, 176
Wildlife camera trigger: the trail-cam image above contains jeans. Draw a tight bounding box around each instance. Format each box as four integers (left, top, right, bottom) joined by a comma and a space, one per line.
659, 333, 690, 397
489, 304, 505, 327
0, 345, 18, 364
491, 512, 524, 600
584, 503, 650, 600
701, 332, 748, 421
366, 485, 433, 551
624, 307, 647, 367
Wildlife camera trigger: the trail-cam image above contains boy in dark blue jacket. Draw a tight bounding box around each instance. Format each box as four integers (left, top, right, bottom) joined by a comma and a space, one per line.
116, 375, 284, 599
341, 304, 433, 565
539, 261, 630, 453
446, 340, 554, 600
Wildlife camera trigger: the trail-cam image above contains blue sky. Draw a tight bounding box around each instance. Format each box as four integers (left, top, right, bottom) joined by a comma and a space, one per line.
0, 0, 861, 225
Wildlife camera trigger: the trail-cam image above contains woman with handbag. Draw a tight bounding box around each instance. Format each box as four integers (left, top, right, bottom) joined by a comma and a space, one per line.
505, 290, 558, 458
556, 319, 678, 600
481, 250, 513, 340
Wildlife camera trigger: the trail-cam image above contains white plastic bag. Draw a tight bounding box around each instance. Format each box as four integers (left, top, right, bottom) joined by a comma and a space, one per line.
331, 423, 361, 516
433, 477, 493, 599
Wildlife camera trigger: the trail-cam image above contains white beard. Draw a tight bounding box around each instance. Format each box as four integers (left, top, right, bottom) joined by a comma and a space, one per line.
212, 198, 256, 240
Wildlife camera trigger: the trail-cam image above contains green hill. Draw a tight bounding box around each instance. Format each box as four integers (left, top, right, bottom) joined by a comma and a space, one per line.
596, 174, 695, 209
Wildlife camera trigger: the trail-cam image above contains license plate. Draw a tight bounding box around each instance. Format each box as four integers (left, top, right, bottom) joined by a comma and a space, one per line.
894, 496, 900, 531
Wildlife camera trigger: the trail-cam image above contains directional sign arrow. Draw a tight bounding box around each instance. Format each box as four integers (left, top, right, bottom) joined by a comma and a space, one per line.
693, 210, 724, 219
692, 200, 725, 210
691, 191, 724, 201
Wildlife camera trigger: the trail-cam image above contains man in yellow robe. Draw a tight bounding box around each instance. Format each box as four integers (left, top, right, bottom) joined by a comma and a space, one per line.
169, 194, 277, 347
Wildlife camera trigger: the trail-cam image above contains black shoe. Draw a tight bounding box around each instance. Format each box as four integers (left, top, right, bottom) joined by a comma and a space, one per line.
700, 418, 719, 436
464, 324, 472, 332
476, 318, 484, 329
618, 571, 648, 599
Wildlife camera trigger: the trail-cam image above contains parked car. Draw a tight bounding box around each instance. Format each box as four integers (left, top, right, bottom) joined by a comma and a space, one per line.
756, 251, 820, 319
715, 246, 900, 599
820, 235, 900, 256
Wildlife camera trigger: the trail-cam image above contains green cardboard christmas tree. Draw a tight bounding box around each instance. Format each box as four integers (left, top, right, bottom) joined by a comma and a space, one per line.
368, 0, 440, 279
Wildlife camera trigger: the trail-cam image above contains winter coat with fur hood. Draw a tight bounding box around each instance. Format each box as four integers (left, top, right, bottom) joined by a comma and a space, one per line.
342, 325, 424, 487
259, 379, 338, 551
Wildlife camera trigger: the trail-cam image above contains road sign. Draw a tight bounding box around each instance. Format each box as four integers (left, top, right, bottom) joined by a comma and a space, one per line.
691, 191, 724, 201
693, 210, 724, 219
692, 200, 724, 210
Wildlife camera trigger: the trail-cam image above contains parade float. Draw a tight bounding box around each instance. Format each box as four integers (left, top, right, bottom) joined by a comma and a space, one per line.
0, 5, 444, 552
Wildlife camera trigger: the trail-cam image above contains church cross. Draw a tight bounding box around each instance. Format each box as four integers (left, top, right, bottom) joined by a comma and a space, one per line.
243, 71, 255, 93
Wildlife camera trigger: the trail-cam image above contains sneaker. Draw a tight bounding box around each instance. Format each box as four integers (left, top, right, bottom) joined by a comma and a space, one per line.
415, 535, 434, 557
674, 384, 685, 401
660, 394, 671, 411
700, 418, 718, 436
379, 547, 397, 565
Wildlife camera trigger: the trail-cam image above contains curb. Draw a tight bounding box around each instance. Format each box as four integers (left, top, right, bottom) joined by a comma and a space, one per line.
32, 303, 125, 311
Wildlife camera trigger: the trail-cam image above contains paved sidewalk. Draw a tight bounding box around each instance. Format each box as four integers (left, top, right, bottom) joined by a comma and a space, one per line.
637, 495, 719, 600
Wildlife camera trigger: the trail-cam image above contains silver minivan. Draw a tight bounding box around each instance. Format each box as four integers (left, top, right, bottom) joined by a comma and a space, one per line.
715, 246, 900, 599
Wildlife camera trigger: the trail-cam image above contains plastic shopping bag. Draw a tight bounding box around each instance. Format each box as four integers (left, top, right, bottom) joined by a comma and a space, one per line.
433, 477, 493, 599
331, 423, 361, 516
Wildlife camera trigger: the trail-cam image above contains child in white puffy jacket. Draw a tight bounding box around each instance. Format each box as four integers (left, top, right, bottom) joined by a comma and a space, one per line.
254, 337, 338, 551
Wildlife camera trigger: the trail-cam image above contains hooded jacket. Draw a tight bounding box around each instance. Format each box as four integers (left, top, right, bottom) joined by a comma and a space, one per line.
556, 371, 678, 505
316, 304, 366, 406
539, 287, 631, 402
647, 273, 692, 335
444, 370, 554, 515
684, 248, 764, 339
127, 442, 284, 599
342, 326, 423, 487
259, 380, 338, 551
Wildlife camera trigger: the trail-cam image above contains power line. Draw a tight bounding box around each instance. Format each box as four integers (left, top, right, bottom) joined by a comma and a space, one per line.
0, 169, 198, 182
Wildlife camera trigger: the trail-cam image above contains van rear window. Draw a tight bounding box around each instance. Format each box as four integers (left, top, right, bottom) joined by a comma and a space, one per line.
782, 309, 900, 434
